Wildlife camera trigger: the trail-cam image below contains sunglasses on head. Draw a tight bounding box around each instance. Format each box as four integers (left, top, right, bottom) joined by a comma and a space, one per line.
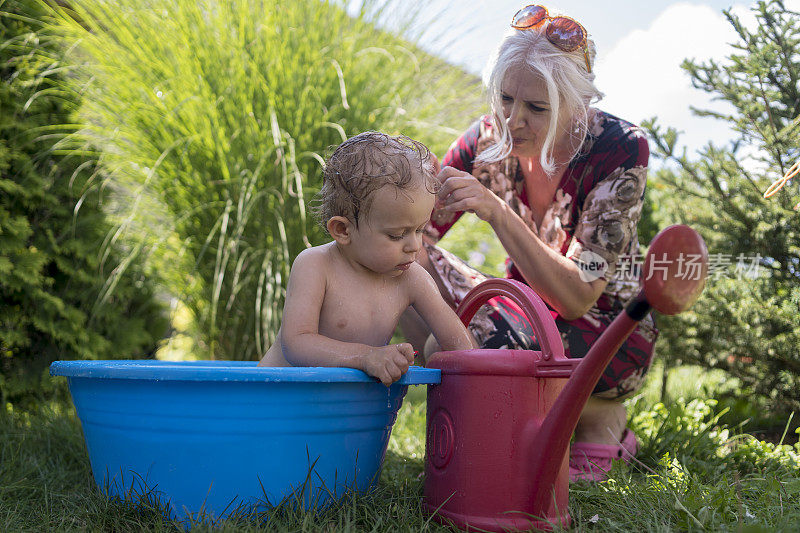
511, 5, 591, 73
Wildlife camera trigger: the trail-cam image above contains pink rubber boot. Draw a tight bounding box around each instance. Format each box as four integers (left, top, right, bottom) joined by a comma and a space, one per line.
569, 428, 638, 482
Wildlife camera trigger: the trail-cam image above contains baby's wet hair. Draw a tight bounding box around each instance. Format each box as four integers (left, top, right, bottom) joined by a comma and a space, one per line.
314, 131, 439, 228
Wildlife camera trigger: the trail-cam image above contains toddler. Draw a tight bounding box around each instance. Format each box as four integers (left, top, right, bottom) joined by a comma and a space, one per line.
258, 132, 474, 384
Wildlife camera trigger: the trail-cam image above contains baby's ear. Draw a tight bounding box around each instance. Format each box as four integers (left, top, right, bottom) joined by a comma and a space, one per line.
430, 153, 441, 176
327, 216, 352, 244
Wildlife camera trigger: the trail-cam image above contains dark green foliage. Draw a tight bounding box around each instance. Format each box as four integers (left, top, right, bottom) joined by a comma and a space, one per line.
0, 0, 168, 405
642, 1, 800, 413
638, 186, 661, 247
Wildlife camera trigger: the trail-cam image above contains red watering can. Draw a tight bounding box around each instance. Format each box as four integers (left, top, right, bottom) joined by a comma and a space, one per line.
423, 224, 708, 531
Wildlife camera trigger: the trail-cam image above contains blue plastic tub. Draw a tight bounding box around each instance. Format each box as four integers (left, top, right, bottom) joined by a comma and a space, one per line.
50, 360, 440, 522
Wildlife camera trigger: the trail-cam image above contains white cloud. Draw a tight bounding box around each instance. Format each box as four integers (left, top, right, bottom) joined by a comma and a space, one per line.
594, 2, 750, 156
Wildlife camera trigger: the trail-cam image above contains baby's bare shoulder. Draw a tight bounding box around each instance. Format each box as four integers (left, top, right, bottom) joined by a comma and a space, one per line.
292, 242, 336, 269
294, 242, 331, 261
287, 244, 338, 292
401, 262, 438, 296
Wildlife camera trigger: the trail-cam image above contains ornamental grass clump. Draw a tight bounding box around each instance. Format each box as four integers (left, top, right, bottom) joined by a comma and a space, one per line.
40, 0, 482, 359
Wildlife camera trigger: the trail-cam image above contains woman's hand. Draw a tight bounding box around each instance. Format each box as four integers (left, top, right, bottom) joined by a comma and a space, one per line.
437, 166, 504, 223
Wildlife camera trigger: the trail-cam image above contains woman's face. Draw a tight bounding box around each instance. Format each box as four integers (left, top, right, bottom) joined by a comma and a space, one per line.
500, 68, 567, 159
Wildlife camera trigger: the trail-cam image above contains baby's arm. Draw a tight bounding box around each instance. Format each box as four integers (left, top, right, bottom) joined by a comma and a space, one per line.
280, 248, 415, 385
406, 264, 476, 353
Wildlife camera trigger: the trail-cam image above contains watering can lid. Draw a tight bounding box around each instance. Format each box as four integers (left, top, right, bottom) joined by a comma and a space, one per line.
426, 349, 578, 377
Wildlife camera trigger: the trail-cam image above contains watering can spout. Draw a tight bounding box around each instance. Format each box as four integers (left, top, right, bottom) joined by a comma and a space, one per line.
527, 224, 708, 511
424, 224, 708, 532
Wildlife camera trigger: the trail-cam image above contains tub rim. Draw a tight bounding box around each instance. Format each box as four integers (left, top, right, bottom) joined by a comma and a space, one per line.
49, 360, 441, 384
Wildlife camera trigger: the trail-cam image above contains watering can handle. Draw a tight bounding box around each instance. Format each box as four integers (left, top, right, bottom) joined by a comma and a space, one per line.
455, 278, 565, 361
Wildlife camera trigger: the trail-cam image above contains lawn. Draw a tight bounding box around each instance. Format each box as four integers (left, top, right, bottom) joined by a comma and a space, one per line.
2, 364, 800, 532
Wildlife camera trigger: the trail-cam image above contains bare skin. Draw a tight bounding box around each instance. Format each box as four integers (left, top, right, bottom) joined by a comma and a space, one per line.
575, 397, 627, 444
259, 180, 475, 386
402, 69, 628, 445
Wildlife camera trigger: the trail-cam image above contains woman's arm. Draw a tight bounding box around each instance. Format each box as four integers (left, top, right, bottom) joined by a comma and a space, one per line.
491, 200, 607, 320
436, 168, 606, 320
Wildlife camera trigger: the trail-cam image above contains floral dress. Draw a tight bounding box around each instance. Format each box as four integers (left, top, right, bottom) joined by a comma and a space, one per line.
424, 110, 658, 399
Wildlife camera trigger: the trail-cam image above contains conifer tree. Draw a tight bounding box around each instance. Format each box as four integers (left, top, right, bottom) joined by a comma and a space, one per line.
643, 0, 800, 412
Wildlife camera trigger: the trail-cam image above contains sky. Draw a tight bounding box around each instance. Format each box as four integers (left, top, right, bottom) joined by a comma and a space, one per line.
407, 0, 800, 158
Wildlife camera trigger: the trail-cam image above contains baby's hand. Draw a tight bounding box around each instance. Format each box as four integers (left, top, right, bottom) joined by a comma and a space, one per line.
363, 343, 415, 386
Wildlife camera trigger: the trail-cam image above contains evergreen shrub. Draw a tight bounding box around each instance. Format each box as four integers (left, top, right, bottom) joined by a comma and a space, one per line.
0, 0, 168, 405
644, 0, 800, 413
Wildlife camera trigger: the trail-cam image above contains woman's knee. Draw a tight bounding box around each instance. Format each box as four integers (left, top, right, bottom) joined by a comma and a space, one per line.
574, 397, 627, 443
423, 334, 441, 361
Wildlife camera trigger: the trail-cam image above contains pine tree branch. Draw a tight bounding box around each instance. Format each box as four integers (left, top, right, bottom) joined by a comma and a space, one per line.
733, 158, 765, 198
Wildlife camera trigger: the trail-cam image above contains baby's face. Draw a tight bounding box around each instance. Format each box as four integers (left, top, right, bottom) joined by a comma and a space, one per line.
347, 177, 434, 277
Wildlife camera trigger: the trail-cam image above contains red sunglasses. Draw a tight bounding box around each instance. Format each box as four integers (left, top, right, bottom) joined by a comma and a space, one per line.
511, 5, 591, 73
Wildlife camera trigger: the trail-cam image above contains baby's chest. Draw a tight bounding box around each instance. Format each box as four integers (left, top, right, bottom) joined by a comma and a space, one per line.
318, 283, 408, 345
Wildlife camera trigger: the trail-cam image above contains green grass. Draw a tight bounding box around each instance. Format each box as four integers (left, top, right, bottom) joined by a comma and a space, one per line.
2, 369, 800, 532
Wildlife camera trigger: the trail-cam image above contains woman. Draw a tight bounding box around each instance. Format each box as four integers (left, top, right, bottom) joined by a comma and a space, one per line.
402, 5, 657, 481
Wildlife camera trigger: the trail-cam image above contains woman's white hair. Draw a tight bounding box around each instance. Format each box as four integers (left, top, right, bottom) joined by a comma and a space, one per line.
478, 25, 604, 175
